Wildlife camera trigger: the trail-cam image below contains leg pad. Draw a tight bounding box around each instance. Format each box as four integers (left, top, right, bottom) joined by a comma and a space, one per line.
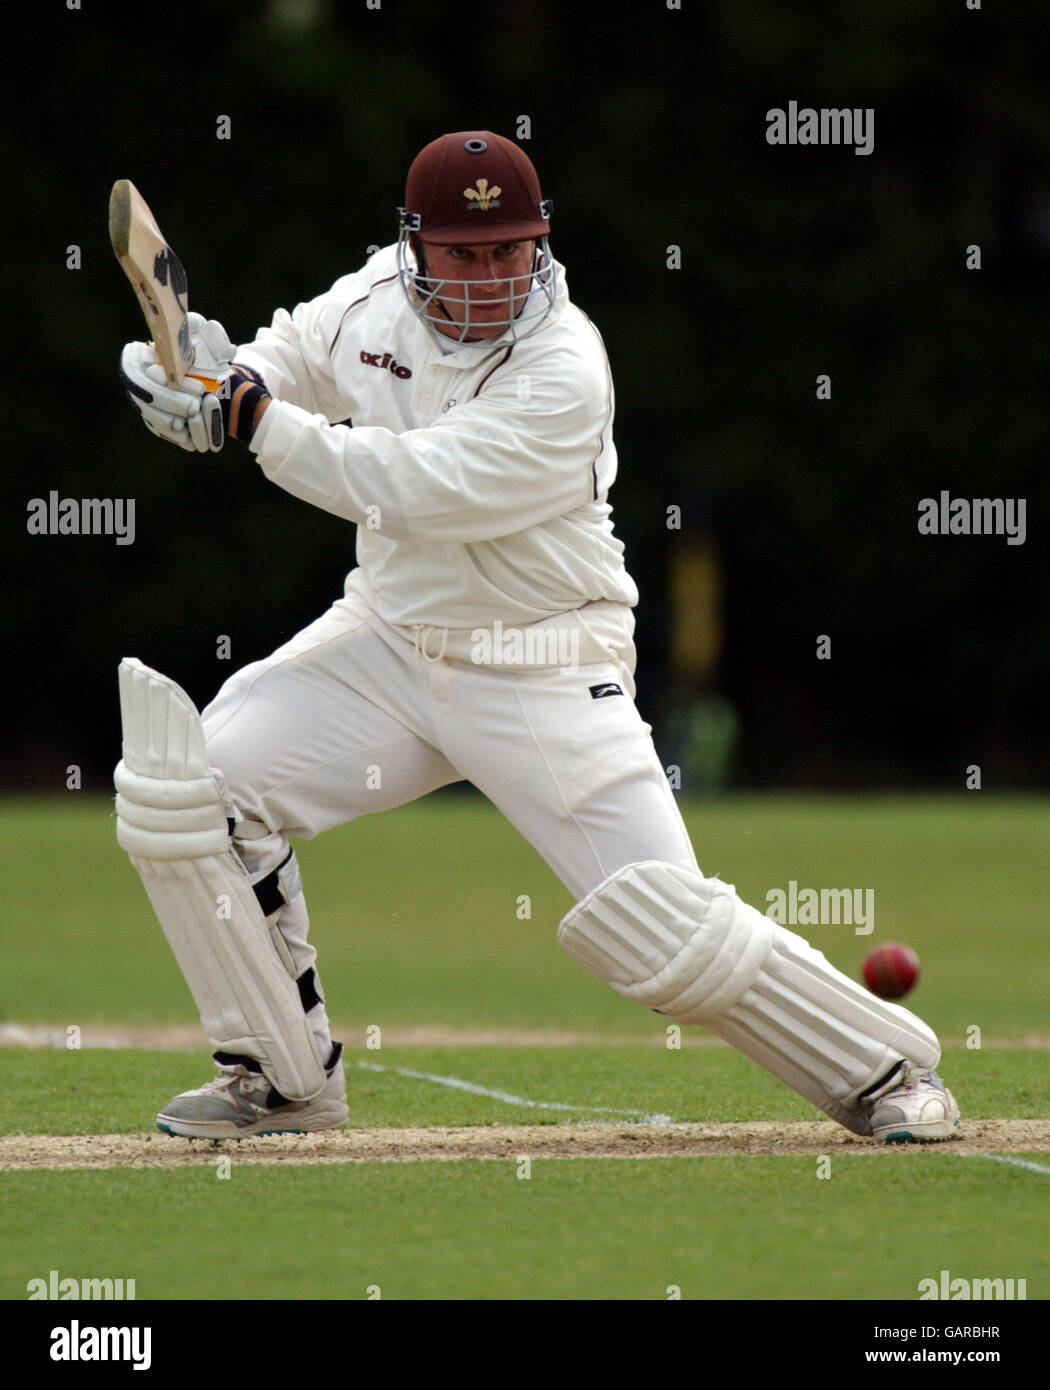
559, 861, 939, 1135
115, 658, 325, 1102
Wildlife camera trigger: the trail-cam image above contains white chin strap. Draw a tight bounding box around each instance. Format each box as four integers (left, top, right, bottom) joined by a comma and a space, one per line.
395, 236, 557, 343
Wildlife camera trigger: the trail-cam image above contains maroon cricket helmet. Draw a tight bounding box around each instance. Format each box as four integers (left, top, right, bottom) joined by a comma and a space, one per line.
399, 131, 552, 245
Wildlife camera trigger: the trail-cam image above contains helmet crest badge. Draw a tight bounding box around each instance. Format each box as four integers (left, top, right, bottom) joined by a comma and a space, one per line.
464, 178, 501, 211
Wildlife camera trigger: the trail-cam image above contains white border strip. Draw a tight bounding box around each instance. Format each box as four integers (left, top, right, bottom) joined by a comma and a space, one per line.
358, 1061, 673, 1125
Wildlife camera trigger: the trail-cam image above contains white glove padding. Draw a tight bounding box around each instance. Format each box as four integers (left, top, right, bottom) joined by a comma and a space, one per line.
120, 341, 223, 453
185, 312, 235, 379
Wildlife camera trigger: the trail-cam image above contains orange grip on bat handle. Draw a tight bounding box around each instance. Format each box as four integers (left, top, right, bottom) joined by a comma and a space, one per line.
186, 372, 224, 393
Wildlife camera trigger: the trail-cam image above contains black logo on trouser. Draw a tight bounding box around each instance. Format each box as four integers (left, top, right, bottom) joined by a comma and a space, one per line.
589, 683, 623, 699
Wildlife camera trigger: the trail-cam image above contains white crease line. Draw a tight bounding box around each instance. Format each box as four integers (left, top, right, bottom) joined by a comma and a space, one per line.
358, 1061, 673, 1125
971, 1153, 1050, 1176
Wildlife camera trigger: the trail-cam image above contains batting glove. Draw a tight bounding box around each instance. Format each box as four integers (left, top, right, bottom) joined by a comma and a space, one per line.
188, 312, 271, 446
120, 341, 223, 453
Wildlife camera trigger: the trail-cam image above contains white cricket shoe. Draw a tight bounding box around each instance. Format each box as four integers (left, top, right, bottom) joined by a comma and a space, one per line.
157, 1044, 348, 1139
864, 1062, 960, 1143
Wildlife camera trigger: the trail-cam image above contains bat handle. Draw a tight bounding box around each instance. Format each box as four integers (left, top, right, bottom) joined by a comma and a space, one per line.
186, 372, 224, 393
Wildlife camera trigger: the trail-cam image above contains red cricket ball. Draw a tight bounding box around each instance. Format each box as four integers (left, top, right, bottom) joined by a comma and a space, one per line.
862, 943, 921, 999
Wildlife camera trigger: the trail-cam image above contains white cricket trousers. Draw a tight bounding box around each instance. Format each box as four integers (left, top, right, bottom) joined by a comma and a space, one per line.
201, 586, 698, 915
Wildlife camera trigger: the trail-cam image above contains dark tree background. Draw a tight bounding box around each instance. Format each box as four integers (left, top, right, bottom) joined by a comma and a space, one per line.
4, 0, 1047, 791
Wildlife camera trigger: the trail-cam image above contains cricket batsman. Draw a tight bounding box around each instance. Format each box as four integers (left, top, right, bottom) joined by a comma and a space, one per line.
115, 132, 959, 1144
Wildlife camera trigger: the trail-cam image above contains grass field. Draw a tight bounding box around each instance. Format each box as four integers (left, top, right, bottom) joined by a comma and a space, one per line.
2, 792, 1048, 1308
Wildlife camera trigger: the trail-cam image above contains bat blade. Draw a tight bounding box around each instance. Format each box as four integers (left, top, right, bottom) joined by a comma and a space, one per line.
109, 178, 194, 388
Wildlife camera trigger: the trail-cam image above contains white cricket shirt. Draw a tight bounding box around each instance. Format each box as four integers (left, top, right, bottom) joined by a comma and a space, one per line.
239, 244, 639, 662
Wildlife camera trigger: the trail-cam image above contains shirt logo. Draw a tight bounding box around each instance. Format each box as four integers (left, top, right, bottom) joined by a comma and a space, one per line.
589, 683, 623, 700
464, 178, 501, 211
360, 350, 412, 380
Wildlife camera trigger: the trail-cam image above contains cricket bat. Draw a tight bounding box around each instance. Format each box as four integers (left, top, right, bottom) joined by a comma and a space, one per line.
109, 179, 221, 392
